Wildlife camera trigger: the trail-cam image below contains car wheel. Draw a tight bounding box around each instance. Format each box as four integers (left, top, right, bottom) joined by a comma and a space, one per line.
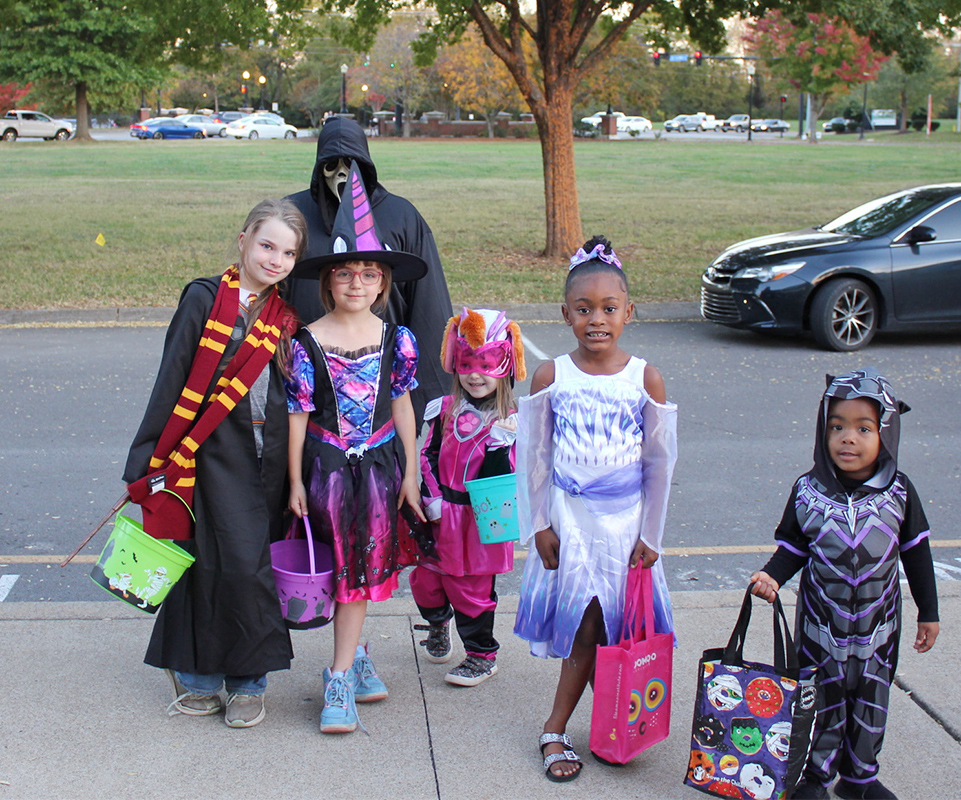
284, 130, 295, 139
249, 131, 259, 140
218, 128, 227, 137
810, 278, 878, 351
2, 129, 16, 142
55, 129, 70, 141
193, 131, 203, 139
153, 131, 163, 139
696, 125, 704, 132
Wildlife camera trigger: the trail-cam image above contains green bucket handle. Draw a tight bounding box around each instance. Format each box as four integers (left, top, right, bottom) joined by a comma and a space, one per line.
61, 488, 195, 568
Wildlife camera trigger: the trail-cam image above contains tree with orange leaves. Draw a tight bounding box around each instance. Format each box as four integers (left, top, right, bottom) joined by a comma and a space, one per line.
746, 12, 888, 142
435, 31, 523, 138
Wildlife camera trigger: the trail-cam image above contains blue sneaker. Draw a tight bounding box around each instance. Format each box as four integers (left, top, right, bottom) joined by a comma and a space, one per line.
352, 643, 388, 703
320, 670, 359, 734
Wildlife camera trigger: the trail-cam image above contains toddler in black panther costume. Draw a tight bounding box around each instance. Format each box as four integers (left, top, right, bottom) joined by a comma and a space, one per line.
751, 368, 939, 800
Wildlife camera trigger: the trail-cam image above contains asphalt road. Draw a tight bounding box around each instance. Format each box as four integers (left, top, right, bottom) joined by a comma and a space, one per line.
1, 316, 959, 604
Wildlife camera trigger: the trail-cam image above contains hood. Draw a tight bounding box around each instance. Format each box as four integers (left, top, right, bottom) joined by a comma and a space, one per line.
810, 367, 909, 494
309, 117, 378, 205
710, 229, 861, 274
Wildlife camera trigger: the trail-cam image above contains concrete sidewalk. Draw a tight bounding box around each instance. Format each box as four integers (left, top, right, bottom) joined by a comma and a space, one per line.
1, 585, 955, 800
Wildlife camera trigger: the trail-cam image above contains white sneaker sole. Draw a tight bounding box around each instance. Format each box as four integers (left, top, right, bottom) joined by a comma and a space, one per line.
445, 663, 498, 687
424, 649, 453, 664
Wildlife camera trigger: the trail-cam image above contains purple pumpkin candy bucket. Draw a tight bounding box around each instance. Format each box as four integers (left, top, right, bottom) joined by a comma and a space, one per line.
271, 516, 336, 630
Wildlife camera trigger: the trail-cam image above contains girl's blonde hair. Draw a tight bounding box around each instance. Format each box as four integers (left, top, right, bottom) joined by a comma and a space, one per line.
318, 260, 393, 315
238, 198, 307, 377
443, 372, 517, 429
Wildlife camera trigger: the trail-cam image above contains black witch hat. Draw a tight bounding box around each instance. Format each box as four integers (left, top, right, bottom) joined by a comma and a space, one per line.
291, 160, 428, 283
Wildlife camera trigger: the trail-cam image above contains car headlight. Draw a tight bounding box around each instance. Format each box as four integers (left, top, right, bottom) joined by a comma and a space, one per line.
735, 262, 805, 282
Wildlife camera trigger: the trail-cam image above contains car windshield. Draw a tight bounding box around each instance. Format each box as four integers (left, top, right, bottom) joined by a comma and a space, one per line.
821, 187, 961, 236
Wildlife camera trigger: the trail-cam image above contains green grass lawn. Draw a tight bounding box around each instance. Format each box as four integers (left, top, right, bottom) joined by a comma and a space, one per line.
1, 132, 959, 308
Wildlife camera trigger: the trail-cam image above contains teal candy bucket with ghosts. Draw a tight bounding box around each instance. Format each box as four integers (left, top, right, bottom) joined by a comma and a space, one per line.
89, 502, 195, 614
464, 473, 519, 544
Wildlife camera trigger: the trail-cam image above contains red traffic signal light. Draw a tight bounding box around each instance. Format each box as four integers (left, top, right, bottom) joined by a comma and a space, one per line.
653, 52, 661, 67
694, 50, 703, 66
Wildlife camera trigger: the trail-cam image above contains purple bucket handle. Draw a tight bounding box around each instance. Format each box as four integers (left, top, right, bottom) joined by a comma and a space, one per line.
287, 514, 317, 578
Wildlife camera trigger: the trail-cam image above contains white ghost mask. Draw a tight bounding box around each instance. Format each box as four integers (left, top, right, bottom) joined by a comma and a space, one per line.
323, 157, 351, 200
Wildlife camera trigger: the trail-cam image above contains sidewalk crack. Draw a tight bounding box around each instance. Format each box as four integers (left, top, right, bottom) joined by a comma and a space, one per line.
894, 675, 961, 744
410, 616, 442, 799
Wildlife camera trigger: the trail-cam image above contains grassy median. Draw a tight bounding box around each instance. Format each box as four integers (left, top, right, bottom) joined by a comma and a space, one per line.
1, 131, 958, 308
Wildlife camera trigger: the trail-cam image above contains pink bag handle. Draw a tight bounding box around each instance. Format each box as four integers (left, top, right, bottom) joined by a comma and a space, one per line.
285, 514, 317, 579
621, 565, 655, 644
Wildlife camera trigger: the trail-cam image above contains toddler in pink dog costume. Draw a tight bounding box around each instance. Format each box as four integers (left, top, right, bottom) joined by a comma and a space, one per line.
411, 307, 526, 686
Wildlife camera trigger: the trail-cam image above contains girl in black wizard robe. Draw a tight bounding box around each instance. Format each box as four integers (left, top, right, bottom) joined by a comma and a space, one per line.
123, 199, 305, 728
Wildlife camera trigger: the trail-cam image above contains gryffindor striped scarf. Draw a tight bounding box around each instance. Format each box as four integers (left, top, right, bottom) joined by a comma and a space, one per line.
127, 266, 295, 540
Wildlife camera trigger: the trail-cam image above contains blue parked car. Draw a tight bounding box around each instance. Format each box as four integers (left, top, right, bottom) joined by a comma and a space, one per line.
130, 118, 205, 140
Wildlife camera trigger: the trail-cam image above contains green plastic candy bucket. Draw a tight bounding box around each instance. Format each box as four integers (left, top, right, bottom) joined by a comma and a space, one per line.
90, 513, 195, 613
464, 473, 519, 544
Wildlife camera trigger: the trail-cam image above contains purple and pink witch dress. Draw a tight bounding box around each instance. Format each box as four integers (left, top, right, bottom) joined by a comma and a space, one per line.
286, 322, 419, 602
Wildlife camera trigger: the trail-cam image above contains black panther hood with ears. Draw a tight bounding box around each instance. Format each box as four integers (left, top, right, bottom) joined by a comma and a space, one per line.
810, 367, 909, 495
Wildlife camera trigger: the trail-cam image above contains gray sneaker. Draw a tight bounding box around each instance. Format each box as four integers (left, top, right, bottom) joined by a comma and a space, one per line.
165, 669, 223, 717
445, 654, 498, 687
224, 693, 266, 728
414, 621, 453, 663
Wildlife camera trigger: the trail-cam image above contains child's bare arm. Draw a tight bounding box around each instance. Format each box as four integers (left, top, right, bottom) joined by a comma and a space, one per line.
915, 621, 939, 653
749, 570, 780, 603
288, 412, 309, 518
393, 392, 427, 521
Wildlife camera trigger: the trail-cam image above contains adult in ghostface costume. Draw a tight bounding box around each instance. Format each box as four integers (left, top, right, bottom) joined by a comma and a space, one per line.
285, 116, 451, 425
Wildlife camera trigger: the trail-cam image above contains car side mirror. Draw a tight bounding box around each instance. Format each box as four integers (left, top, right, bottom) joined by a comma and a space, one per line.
905, 225, 936, 244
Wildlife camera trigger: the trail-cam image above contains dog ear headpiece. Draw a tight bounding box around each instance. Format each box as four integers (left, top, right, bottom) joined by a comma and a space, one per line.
440, 307, 527, 381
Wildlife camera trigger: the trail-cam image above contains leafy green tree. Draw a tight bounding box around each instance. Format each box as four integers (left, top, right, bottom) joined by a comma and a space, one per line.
0, 0, 310, 139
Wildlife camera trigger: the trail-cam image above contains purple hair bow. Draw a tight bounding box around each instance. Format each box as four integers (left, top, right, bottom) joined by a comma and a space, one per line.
568, 242, 623, 271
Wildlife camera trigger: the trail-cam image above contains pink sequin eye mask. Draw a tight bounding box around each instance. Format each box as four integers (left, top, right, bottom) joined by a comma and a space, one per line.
453, 338, 512, 378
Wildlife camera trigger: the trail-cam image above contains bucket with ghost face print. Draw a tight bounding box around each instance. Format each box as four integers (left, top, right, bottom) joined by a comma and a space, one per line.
464, 473, 519, 543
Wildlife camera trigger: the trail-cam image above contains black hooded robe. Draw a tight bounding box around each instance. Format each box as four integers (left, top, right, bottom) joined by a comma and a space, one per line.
284, 117, 452, 425
124, 277, 293, 677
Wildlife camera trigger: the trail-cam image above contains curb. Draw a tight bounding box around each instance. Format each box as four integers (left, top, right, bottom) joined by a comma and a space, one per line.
0, 301, 702, 327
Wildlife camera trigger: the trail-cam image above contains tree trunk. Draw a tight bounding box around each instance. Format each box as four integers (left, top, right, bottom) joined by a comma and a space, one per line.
74, 81, 92, 141
533, 88, 583, 257
899, 87, 909, 133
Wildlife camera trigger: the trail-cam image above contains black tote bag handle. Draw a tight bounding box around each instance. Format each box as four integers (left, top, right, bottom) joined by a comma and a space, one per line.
722, 584, 799, 675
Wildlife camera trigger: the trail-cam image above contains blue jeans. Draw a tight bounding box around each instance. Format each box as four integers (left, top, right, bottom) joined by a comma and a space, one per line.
177, 671, 267, 696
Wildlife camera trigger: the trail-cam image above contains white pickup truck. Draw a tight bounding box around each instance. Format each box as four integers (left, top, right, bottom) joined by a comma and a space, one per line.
2, 110, 75, 141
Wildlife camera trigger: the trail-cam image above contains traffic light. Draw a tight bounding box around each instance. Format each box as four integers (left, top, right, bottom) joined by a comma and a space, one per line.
694, 50, 703, 66
653, 52, 661, 67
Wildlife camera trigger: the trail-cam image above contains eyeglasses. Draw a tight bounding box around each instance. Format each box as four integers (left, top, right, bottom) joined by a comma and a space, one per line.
331, 267, 384, 285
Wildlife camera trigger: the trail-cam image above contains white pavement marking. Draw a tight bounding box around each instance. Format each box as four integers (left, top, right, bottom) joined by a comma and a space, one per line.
521, 334, 550, 363
0, 574, 20, 601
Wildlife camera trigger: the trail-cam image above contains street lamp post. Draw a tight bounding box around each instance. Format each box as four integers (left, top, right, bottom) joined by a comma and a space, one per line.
746, 63, 756, 142
242, 70, 250, 110
258, 75, 267, 110
859, 80, 869, 140
361, 84, 369, 127
340, 64, 349, 114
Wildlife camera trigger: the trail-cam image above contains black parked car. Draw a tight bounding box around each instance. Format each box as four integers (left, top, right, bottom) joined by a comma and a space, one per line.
700, 183, 961, 350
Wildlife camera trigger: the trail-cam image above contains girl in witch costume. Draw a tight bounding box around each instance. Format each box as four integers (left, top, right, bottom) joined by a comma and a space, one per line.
286, 161, 429, 734
412, 308, 526, 687
513, 236, 677, 781
124, 198, 305, 728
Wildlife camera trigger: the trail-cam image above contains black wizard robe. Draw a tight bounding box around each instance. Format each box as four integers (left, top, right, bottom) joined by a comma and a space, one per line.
124, 277, 293, 677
